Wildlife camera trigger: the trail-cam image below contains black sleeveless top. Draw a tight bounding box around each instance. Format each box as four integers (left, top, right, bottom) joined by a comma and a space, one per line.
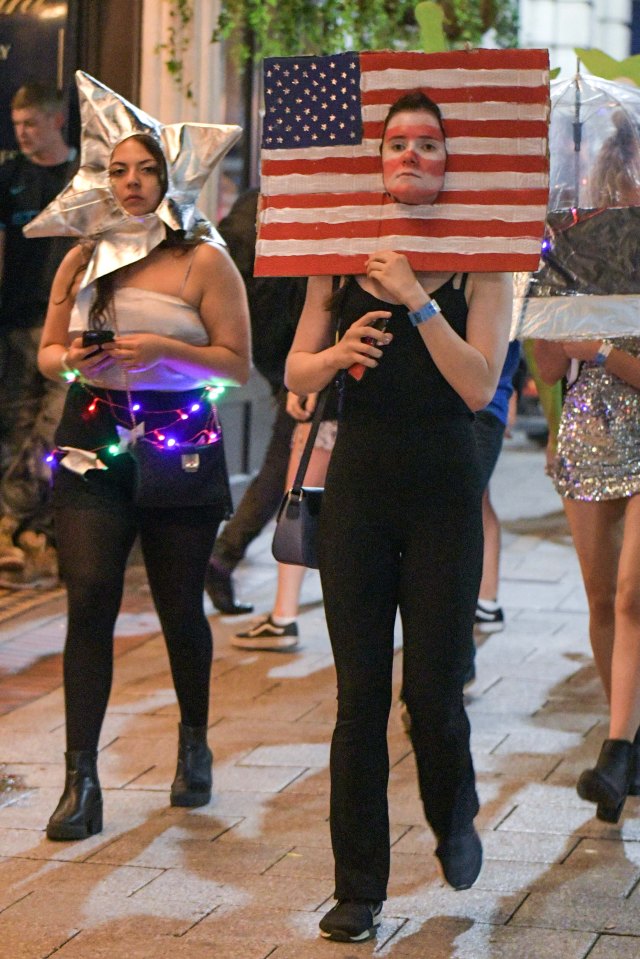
337, 274, 472, 420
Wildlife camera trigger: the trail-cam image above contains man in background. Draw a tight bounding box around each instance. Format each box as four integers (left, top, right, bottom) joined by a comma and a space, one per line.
0, 83, 77, 585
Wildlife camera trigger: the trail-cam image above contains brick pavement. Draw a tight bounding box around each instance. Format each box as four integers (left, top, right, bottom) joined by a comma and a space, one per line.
0, 432, 638, 959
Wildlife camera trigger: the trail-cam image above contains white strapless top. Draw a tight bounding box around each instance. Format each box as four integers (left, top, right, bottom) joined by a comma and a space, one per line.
69, 286, 210, 391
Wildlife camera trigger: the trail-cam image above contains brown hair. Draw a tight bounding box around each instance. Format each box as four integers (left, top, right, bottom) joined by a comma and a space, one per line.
591, 110, 640, 207
11, 83, 64, 114
381, 90, 445, 145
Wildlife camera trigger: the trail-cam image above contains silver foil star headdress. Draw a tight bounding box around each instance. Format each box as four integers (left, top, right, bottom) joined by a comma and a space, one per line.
24, 71, 243, 286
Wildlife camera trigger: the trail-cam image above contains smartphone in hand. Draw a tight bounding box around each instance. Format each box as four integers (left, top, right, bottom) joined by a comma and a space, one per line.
348, 316, 389, 381
82, 329, 115, 358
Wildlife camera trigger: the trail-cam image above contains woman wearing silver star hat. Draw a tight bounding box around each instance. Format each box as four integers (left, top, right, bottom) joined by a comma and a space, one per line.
32, 75, 250, 840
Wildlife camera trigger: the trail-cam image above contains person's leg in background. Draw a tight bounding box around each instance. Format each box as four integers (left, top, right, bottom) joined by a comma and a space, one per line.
205, 386, 295, 613
472, 409, 507, 638
0, 327, 66, 585
232, 419, 334, 652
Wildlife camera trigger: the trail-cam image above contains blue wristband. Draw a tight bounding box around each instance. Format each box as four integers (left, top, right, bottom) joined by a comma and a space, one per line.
408, 299, 441, 326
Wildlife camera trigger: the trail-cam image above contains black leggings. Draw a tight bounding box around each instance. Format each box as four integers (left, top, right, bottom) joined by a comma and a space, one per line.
55, 503, 221, 752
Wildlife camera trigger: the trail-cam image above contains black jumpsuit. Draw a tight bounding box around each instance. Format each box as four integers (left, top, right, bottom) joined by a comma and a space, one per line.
318, 275, 483, 902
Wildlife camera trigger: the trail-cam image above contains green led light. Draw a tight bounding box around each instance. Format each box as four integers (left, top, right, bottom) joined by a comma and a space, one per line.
108, 445, 120, 455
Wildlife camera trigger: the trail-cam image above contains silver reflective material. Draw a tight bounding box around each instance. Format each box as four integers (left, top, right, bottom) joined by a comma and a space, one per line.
23, 71, 242, 287
513, 74, 640, 340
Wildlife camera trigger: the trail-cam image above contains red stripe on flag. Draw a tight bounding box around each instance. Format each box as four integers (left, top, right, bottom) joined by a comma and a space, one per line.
360, 49, 550, 72
254, 251, 542, 276
362, 86, 550, 106
262, 153, 546, 177
262, 189, 550, 208
365, 120, 549, 139
259, 218, 545, 241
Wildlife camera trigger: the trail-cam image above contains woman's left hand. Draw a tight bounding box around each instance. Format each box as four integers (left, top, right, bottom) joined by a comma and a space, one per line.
112, 334, 165, 372
365, 250, 422, 305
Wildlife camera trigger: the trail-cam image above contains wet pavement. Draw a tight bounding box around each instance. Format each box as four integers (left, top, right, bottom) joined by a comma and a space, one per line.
0, 429, 638, 959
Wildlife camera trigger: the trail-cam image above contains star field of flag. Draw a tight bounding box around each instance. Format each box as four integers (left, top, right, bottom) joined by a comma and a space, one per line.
262, 53, 363, 150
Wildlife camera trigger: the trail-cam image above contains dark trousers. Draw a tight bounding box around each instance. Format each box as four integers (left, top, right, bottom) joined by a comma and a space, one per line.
213, 387, 295, 570
0, 327, 66, 541
318, 416, 483, 901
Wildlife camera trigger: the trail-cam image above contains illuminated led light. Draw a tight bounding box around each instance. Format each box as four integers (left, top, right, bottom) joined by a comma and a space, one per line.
45, 454, 55, 464
62, 371, 77, 383
190, 403, 201, 412
180, 412, 189, 420
155, 432, 165, 441
108, 445, 120, 455
88, 400, 98, 413
166, 438, 177, 448
132, 402, 141, 412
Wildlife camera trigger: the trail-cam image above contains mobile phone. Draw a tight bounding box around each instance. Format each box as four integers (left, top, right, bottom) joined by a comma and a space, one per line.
82, 330, 115, 347
82, 329, 115, 358
348, 316, 389, 381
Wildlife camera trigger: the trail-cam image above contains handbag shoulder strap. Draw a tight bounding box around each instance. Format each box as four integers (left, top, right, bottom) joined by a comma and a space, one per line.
290, 276, 341, 494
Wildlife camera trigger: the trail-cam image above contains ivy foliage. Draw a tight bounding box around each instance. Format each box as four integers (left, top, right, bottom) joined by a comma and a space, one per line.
158, 1, 520, 97
210, 0, 519, 61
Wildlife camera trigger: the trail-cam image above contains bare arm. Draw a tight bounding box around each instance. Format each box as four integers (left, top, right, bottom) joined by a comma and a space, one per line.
364, 253, 512, 411
285, 275, 393, 395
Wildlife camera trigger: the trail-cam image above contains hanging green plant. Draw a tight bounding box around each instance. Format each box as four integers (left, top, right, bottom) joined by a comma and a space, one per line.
210, 0, 519, 62
159, 1, 520, 94
156, 0, 196, 100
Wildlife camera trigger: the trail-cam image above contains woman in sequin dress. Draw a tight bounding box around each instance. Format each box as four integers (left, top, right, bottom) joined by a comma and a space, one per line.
533, 110, 640, 824
535, 335, 640, 824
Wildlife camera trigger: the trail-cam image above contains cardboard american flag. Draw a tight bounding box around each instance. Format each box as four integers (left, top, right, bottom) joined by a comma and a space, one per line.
255, 48, 550, 276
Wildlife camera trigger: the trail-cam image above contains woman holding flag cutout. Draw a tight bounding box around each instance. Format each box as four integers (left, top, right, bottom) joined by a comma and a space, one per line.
286, 88, 512, 943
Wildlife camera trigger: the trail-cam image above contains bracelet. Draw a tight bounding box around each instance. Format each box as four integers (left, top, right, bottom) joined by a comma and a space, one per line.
407, 299, 441, 327
60, 350, 72, 372
594, 342, 614, 366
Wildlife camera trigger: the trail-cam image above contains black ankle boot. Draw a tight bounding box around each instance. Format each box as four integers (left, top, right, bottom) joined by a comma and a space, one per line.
170, 723, 213, 807
577, 738, 634, 823
47, 750, 102, 841
629, 728, 640, 797
435, 826, 483, 890
204, 559, 253, 616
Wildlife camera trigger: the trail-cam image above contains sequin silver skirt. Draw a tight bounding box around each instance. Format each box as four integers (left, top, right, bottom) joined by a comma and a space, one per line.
553, 338, 640, 501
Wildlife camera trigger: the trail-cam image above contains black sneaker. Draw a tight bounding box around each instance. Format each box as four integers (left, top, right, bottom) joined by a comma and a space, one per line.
319, 900, 383, 942
474, 602, 504, 634
231, 614, 300, 651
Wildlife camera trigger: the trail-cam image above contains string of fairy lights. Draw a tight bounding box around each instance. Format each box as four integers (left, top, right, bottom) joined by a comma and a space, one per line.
46, 370, 226, 469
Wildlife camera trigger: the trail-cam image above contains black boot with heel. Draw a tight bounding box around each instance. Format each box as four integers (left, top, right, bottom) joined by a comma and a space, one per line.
170, 723, 213, 807
47, 750, 103, 841
577, 738, 634, 823
628, 728, 640, 797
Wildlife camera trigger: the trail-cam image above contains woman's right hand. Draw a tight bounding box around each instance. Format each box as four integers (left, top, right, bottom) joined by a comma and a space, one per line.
329, 310, 392, 372
65, 336, 117, 375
